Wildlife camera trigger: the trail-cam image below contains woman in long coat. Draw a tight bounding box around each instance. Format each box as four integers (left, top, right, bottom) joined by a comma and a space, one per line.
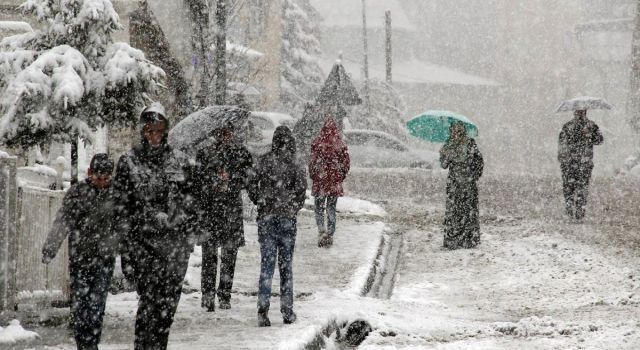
440, 121, 484, 249
309, 117, 350, 247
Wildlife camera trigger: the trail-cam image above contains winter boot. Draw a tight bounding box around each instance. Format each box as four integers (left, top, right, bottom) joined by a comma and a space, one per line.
325, 235, 333, 247
283, 311, 297, 325
201, 294, 215, 312
318, 227, 328, 247
258, 309, 271, 327
218, 298, 231, 310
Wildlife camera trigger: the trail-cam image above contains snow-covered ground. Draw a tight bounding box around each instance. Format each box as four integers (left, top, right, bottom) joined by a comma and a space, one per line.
8, 173, 640, 349
11, 205, 386, 349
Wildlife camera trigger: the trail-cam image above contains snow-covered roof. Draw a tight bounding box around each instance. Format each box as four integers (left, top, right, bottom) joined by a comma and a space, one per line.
309, 0, 415, 31
320, 58, 500, 87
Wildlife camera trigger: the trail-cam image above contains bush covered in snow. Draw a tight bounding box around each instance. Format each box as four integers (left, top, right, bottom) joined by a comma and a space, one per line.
0, 0, 164, 149
351, 79, 408, 140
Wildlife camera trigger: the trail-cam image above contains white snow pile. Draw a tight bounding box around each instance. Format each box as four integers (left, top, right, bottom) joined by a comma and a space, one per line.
337, 196, 386, 216
0, 320, 39, 345
0, 21, 33, 33
305, 193, 387, 216
491, 316, 597, 338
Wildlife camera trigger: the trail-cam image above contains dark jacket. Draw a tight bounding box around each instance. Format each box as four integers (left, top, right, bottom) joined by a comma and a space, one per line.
440, 137, 484, 249
113, 143, 193, 257
42, 179, 117, 262
193, 142, 253, 246
249, 126, 307, 219
440, 138, 484, 182
558, 117, 604, 169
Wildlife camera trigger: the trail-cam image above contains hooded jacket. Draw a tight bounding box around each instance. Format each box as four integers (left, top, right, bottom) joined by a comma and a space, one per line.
248, 126, 307, 219
308, 118, 350, 196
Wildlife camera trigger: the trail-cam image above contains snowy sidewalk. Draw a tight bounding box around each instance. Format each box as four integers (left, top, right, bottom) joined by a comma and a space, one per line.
358, 217, 640, 349
11, 197, 387, 349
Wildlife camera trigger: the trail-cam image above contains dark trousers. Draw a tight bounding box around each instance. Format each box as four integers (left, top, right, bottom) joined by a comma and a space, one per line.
133, 248, 190, 350
561, 164, 593, 220
314, 196, 338, 235
201, 240, 239, 303
70, 255, 115, 350
257, 216, 296, 316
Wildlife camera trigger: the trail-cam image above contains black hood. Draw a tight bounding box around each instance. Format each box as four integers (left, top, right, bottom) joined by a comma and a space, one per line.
272, 126, 296, 160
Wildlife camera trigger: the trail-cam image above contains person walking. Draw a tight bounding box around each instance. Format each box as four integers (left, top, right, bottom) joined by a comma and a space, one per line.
113, 103, 194, 350
308, 117, 350, 247
440, 121, 484, 250
248, 126, 307, 327
42, 154, 116, 350
558, 110, 604, 221
193, 123, 253, 311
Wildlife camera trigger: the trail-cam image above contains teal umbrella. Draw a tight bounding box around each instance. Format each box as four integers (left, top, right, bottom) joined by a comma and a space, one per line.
406, 110, 478, 143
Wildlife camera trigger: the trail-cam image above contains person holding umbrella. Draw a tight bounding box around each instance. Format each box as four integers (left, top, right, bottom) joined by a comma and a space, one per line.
193, 123, 253, 311
558, 109, 604, 220
406, 111, 483, 249
439, 121, 484, 249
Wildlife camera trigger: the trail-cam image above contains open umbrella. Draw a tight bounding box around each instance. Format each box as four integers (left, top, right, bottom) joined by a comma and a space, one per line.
406, 110, 478, 143
555, 96, 613, 113
168, 105, 249, 155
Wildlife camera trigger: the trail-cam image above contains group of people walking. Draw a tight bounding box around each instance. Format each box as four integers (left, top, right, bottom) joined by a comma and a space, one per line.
438, 109, 604, 250
41, 103, 351, 350
38, 100, 600, 349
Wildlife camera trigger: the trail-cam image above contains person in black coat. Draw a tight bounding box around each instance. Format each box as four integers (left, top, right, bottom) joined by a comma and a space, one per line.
42, 154, 116, 350
113, 103, 194, 350
558, 110, 604, 220
193, 124, 253, 311
248, 126, 307, 327
440, 122, 484, 250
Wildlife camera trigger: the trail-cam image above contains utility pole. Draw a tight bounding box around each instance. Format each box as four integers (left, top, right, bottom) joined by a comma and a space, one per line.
385, 10, 392, 84
214, 0, 227, 105
189, 0, 211, 108
628, 0, 640, 133
361, 0, 371, 114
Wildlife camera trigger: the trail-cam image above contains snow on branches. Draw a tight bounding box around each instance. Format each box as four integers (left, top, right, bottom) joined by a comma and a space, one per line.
280, 0, 323, 115
0, 0, 164, 148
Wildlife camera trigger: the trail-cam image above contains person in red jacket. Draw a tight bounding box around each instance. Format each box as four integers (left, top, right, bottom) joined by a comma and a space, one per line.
309, 117, 351, 247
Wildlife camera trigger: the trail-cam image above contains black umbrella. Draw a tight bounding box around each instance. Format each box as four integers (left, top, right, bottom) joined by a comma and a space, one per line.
168, 105, 249, 154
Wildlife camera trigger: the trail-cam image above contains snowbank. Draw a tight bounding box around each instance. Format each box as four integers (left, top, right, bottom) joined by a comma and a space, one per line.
0, 320, 39, 345
305, 193, 387, 216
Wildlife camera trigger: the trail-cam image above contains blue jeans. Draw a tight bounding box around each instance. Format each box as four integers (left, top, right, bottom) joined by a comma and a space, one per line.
257, 216, 297, 315
314, 196, 338, 235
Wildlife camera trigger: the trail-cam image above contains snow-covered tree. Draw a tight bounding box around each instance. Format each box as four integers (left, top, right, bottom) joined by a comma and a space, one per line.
280, 0, 324, 115
0, 0, 164, 154
350, 79, 407, 140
